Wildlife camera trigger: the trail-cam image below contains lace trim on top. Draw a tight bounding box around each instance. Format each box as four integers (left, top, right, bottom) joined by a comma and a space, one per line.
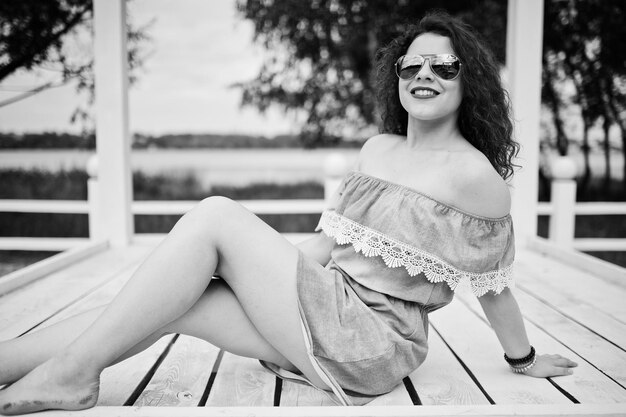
318, 211, 513, 297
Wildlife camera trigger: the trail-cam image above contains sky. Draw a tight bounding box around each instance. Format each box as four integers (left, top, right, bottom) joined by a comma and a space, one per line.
0, 0, 296, 136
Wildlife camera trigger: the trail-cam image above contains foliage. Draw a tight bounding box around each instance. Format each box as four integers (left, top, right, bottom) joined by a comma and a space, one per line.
0, 169, 88, 199
541, 0, 626, 194
0, 0, 152, 128
131, 133, 362, 149
0, 132, 363, 149
0, 132, 95, 149
235, 0, 507, 146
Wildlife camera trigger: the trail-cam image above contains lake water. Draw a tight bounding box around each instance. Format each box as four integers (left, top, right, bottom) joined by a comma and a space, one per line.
0, 148, 622, 186
0, 149, 360, 186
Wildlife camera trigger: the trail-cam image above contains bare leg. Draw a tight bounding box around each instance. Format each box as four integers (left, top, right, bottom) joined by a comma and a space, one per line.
0, 197, 328, 414
0, 281, 295, 386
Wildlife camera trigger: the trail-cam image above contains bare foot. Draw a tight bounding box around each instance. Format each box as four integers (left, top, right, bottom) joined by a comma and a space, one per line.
0, 357, 99, 415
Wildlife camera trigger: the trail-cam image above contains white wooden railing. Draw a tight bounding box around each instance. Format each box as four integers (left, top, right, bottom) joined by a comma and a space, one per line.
0, 154, 624, 252
536, 156, 626, 252
0, 154, 347, 251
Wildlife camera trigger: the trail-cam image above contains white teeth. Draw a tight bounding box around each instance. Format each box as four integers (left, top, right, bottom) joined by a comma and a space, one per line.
412, 89, 436, 97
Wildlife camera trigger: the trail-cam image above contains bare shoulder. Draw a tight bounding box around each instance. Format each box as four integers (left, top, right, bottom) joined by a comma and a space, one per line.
450, 151, 511, 219
357, 134, 403, 169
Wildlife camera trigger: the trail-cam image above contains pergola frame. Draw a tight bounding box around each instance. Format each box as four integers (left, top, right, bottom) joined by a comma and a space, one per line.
91, 0, 544, 248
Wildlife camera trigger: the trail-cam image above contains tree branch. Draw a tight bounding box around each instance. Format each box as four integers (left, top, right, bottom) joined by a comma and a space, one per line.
0, 80, 68, 108
0, 4, 91, 82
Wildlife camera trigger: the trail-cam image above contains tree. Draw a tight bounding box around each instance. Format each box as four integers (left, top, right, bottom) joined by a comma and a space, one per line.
0, 0, 151, 127
235, 0, 506, 147
542, 0, 626, 196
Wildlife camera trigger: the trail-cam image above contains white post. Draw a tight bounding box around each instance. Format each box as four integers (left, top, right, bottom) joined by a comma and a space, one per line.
93, 0, 133, 246
86, 155, 103, 241
506, 0, 544, 249
549, 156, 577, 246
323, 153, 348, 207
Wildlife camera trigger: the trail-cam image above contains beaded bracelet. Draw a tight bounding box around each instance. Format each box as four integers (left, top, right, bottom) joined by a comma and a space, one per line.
504, 346, 535, 366
510, 355, 537, 373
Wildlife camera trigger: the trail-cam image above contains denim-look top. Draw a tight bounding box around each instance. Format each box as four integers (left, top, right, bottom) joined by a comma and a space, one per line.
316, 171, 515, 302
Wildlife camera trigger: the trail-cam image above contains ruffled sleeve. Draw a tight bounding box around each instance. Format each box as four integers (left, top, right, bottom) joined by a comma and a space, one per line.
316, 172, 515, 298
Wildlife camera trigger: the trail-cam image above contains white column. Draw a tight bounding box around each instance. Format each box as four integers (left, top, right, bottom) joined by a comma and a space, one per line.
86, 155, 103, 241
93, 0, 133, 246
506, 0, 544, 249
548, 156, 577, 246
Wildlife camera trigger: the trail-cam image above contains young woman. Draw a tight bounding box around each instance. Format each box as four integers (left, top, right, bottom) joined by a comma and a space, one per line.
0, 12, 577, 413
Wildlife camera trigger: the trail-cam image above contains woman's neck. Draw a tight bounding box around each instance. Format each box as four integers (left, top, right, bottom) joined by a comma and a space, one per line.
405, 116, 464, 151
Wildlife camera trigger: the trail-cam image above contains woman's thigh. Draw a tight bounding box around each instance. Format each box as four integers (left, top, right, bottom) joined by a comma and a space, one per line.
192, 197, 329, 389
165, 279, 294, 371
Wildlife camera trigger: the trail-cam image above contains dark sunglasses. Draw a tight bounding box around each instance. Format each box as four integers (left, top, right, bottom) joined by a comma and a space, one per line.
395, 54, 462, 81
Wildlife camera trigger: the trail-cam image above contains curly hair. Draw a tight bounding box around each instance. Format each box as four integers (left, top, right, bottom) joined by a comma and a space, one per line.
375, 11, 519, 180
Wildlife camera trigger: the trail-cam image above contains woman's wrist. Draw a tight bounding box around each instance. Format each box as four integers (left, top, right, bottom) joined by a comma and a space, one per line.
509, 355, 537, 373
504, 345, 537, 373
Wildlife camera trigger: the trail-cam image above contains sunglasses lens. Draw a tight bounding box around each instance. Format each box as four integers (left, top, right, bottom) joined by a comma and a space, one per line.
431, 63, 460, 80
398, 65, 423, 80
396, 56, 425, 80
396, 55, 461, 80
430, 55, 461, 80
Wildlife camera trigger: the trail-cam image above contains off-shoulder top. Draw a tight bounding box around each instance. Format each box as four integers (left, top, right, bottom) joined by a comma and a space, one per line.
316, 171, 515, 300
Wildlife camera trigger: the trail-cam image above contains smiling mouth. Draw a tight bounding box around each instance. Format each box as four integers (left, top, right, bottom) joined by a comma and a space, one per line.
410, 87, 439, 97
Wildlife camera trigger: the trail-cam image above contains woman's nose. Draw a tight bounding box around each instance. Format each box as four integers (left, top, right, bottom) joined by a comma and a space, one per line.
415, 59, 434, 81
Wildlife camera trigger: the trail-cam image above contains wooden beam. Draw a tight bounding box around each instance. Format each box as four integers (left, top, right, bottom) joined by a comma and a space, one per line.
25, 403, 626, 416
506, 0, 544, 248
93, 0, 133, 246
0, 237, 92, 251
0, 240, 107, 295
527, 236, 626, 286
0, 244, 150, 341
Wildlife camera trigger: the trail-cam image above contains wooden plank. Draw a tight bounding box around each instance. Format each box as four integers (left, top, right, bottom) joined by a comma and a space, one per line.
0, 244, 151, 341
408, 325, 490, 405
279, 381, 337, 406
0, 240, 107, 295
29, 258, 137, 330
204, 352, 275, 406
573, 238, 626, 252
2, 241, 175, 406
526, 237, 626, 287
455, 289, 626, 404
515, 270, 626, 349
133, 233, 316, 246
428, 298, 571, 404
511, 289, 626, 388
279, 370, 412, 406
367, 382, 413, 406
97, 335, 175, 406
24, 403, 626, 417
132, 199, 326, 215
517, 250, 626, 321
134, 335, 220, 407
0, 237, 92, 251
0, 199, 89, 213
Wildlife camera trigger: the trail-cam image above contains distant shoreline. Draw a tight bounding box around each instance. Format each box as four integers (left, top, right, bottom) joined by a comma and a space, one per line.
0, 132, 365, 150
0, 149, 361, 186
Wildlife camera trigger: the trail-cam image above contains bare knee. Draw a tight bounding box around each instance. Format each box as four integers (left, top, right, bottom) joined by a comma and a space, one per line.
174, 196, 241, 243
190, 196, 238, 221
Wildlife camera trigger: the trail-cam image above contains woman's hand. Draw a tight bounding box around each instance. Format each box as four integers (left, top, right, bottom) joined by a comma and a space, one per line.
523, 354, 578, 378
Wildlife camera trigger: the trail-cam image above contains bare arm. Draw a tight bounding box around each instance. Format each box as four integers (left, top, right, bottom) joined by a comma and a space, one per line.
478, 288, 578, 377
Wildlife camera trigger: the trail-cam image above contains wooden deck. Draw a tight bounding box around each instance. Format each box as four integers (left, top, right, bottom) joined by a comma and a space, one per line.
1, 236, 625, 416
